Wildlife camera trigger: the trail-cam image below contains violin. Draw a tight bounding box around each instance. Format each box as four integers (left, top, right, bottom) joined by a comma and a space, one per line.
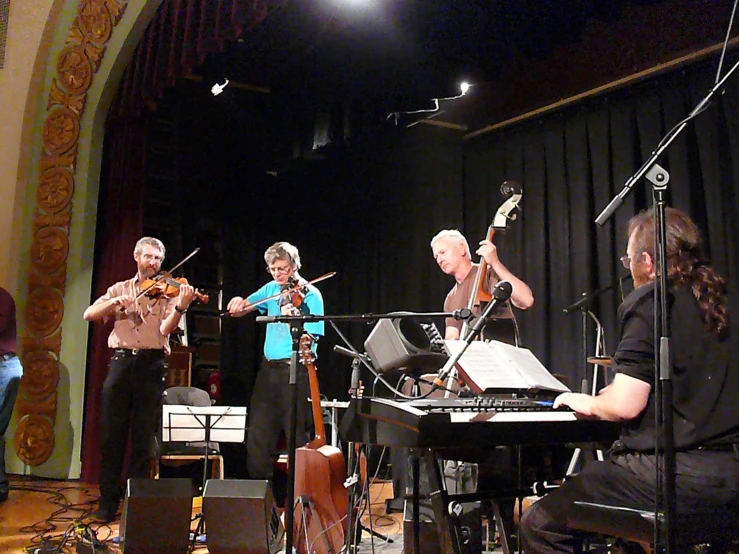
221, 271, 336, 317
141, 275, 210, 305
281, 276, 308, 309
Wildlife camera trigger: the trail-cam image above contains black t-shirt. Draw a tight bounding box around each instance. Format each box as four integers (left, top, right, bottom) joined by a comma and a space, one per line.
614, 282, 739, 452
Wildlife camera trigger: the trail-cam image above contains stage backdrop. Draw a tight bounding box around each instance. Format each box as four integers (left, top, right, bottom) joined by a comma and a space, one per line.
291, 52, 739, 400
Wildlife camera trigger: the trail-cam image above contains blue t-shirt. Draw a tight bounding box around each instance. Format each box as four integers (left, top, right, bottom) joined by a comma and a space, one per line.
247, 280, 324, 360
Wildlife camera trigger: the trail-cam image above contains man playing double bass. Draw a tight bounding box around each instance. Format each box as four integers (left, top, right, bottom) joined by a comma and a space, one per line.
430, 229, 535, 548
431, 229, 534, 342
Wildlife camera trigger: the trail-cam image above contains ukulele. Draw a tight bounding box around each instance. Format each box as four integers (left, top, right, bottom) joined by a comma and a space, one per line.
293, 335, 348, 554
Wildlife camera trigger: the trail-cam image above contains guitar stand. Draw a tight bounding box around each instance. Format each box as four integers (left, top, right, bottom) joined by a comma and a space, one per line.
294, 495, 332, 553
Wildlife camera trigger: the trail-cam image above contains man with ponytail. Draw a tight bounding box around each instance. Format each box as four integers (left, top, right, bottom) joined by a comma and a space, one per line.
519, 207, 739, 554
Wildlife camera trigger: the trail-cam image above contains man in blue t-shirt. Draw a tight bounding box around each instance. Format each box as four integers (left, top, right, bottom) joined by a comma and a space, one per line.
226, 242, 324, 481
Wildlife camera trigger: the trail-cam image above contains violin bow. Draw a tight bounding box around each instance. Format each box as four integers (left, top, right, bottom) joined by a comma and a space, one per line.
221, 271, 337, 317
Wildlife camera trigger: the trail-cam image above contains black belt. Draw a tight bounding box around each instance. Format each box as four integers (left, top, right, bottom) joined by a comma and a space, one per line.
114, 348, 164, 357
264, 358, 290, 367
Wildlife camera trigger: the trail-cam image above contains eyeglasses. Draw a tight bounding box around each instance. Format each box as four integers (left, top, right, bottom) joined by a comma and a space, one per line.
619, 255, 631, 269
267, 265, 292, 275
141, 253, 163, 262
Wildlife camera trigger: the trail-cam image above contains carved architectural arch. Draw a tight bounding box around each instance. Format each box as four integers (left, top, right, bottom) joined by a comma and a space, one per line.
14, 0, 129, 466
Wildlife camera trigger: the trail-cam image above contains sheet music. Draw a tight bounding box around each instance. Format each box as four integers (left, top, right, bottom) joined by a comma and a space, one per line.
443, 340, 569, 394
162, 405, 247, 443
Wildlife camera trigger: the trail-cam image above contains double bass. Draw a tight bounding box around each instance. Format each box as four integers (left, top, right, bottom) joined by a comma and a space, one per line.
460, 181, 523, 345
293, 335, 348, 554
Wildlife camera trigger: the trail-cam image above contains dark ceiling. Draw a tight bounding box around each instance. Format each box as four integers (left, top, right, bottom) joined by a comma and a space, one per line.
222, 0, 664, 105
185, 0, 733, 171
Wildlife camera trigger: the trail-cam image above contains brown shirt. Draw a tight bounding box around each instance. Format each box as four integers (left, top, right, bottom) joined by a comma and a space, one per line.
443, 263, 513, 336
92, 276, 179, 355
0, 287, 17, 356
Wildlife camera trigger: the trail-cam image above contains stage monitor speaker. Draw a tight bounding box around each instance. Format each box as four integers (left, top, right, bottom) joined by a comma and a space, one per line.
403, 499, 482, 554
364, 318, 447, 373
203, 479, 284, 554
119, 478, 192, 554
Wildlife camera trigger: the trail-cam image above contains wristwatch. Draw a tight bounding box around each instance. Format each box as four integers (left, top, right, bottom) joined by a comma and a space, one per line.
174, 306, 187, 314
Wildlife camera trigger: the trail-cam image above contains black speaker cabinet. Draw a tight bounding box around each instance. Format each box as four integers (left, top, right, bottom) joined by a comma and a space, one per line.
203, 479, 284, 554
363, 318, 447, 373
403, 499, 482, 554
120, 478, 192, 554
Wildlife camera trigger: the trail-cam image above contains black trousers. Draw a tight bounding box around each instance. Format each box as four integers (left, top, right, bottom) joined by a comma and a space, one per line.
246, 358, 311, 480
98, 349, 166, 507
519, 450, 739, 554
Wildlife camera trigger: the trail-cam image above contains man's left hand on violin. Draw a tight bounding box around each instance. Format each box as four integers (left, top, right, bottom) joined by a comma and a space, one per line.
177, 283, 196, 311
280, 304, 302, 316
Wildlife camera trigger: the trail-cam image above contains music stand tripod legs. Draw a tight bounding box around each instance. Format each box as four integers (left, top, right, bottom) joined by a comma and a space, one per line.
566, 307, 606, 476
161, 405, 247, 552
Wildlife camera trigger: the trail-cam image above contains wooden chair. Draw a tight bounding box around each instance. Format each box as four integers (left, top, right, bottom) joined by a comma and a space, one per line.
154, 386, 225, 482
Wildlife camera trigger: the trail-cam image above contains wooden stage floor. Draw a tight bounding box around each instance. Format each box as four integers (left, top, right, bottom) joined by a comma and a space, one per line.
0, 475, 409, 554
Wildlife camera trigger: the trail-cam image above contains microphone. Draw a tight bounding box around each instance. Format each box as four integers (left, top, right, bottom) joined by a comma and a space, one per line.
451, 308, 473, 321
432, 281, 513, 390
349, 358, 361, 397
465, 281, 513, 340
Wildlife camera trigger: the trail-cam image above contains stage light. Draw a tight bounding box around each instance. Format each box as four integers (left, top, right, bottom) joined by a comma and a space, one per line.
211, 78, 229, 96
386, 80, 474, 124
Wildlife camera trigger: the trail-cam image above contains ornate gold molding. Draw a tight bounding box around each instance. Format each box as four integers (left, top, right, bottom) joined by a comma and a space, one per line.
15, 0, 128, 466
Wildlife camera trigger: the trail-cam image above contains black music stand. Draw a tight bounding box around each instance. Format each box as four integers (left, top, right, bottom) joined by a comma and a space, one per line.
161, 405, 247, 548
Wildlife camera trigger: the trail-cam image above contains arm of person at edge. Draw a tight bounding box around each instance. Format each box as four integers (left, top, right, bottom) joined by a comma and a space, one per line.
553, 305, 652, 421
477, 239, 534, 310
0, 289, 13, 335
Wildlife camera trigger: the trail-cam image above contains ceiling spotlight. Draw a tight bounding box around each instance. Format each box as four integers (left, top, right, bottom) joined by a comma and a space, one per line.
211, 78, 229, 96
460, 82, 471, 95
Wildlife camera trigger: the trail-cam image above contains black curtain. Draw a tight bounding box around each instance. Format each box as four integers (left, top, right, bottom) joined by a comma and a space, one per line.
216, 54, 739, 406
460, 55, 739, 387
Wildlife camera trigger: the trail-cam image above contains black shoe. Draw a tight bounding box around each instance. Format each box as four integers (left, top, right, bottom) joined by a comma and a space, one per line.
91, 499, 118, 523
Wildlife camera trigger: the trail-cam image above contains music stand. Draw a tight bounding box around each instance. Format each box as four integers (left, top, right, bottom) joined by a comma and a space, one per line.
162, 405, 247, 549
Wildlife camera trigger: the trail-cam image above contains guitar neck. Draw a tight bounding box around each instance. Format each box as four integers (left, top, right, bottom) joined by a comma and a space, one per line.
304, 357, 327, 448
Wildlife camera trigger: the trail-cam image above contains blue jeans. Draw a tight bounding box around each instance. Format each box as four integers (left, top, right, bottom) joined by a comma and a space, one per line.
0, 354, 23, 492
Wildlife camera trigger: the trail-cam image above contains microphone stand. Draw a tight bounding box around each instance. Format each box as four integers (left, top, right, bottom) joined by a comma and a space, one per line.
563, 276, 629, 400
593, 56, 739, 554
254, 310, 469, 553
285, 318, 304, 554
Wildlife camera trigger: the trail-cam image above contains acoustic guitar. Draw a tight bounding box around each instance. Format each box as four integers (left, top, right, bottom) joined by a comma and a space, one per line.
293, 335, 348, 554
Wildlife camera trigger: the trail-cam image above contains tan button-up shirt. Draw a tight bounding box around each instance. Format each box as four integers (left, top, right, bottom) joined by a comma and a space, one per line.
93, 276, 180, 355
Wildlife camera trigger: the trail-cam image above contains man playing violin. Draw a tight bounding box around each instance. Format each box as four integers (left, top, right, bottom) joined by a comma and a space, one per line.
83, 236, 195, 522
431, 229, 534, 342
226, 241, 324, 484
